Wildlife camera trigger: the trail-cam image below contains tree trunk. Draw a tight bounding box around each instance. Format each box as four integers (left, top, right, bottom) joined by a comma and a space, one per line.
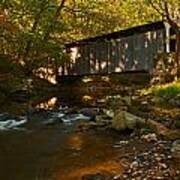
23, 0, 47, 63
175, 32, 180, 78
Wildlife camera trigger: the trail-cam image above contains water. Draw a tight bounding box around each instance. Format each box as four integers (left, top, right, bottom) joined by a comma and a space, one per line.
0, 90, 124, 180
0, 120, 123, 180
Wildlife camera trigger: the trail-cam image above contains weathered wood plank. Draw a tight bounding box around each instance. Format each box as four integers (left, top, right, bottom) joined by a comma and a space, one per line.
65, 24, 166, 76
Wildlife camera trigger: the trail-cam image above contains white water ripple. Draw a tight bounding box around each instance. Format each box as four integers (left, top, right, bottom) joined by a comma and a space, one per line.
0, 119, 27, 131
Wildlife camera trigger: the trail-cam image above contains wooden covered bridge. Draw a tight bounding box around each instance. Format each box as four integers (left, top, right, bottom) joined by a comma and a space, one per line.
57, 21, 175, 81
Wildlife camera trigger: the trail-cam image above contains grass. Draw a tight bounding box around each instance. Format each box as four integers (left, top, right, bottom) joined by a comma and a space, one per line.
142, 80, 180, 99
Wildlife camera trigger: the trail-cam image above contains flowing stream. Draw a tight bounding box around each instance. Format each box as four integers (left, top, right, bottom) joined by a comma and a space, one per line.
0, 91, 124, 180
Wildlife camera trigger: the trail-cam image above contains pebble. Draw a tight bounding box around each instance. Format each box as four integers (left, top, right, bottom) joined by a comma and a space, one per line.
122, 174, 128, 179
159, 163, 167, 169
120, 137, 179, 180
141, 133, 158, 142
130, 161, 139, 170
156, 177, 164, 179
167, 155, 172, 159
114, 140, 129, 148
113, 174, 121, 179
155, 157, 162, 162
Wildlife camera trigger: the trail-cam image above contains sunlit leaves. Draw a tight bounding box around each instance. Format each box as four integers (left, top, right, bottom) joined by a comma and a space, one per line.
2, 0, 178, 77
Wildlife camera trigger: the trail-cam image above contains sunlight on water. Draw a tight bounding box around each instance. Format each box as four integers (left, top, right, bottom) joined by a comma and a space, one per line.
54, 160, 123, 180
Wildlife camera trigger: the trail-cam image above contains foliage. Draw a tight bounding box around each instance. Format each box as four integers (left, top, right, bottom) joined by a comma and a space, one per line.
143, 80, 180, 99
63, 0, 160, 40
1, 0, 66, 77
0, 55, 15, 73
145, 0, 180, 78
0, 0, 160, 65
151, 53, 177, 84
0, 0, 178, 81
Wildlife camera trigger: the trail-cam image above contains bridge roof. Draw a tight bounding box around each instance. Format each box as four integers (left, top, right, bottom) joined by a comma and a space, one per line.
66, 21, 165, 48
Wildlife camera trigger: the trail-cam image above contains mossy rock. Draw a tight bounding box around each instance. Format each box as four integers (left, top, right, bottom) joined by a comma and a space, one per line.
112, 110, 145, 131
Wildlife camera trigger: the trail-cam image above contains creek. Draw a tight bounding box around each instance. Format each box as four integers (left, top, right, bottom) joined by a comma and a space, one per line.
0, 89, 125, 180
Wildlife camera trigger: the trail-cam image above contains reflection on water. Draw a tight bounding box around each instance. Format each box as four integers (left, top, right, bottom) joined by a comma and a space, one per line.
0, 87, 125, 180
67, 133, 83, 151
0, 125, 123, 180
63, 160, 122, 180
36, 97, 58, 110
51, 130, 123, 180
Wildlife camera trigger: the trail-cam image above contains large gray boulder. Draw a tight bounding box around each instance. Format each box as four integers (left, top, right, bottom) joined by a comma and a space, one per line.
112, 110, 145, 131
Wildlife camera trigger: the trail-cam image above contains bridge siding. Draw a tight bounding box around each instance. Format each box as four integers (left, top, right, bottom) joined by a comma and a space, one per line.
60, 23, 166, 76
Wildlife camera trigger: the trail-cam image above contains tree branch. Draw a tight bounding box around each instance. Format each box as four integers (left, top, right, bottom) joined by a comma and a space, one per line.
149, 0, 165, 18
164, 1, 179, 30
43, 0, 67, 41
22, 0, 48, 64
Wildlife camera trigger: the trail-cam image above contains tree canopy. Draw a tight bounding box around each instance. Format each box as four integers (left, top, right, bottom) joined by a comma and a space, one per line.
0, 0, 179, 78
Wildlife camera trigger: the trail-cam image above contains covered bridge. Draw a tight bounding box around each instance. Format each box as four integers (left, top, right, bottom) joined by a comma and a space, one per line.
58, 21, 174, 77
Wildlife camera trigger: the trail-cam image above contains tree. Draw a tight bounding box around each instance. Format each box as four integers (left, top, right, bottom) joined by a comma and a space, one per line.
147, 0, 180, 78
0, 0, 163, 82
0, 0, 68, 78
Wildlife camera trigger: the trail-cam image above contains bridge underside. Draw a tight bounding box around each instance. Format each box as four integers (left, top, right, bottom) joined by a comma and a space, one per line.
57, 70, 150, 86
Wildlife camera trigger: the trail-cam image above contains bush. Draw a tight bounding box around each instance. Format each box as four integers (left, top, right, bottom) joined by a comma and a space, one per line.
146, 80, 180, 99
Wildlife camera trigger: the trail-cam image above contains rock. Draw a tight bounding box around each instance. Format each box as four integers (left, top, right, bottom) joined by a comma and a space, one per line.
82, 173, 111, 180
141, 101, 148, 105
122, 96, 132, 106
79, 108, 98, 121
106, 95, 131, 110
171, 140, 180, 161
168, 94, 180, 107
130, 161, 139, 169
113, 140, 129, 148
96, 115, 111, 126
43, 117, 63, 125
117, 140, 129, 145
112, 110, 145, 131
141, 133, 158, 142
159, 163, 167, 169
103, 109, 114, 118
113, 174, 122, 179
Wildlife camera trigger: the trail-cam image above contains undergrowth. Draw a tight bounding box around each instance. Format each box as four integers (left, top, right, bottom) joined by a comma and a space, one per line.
142, 80, 180, 99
